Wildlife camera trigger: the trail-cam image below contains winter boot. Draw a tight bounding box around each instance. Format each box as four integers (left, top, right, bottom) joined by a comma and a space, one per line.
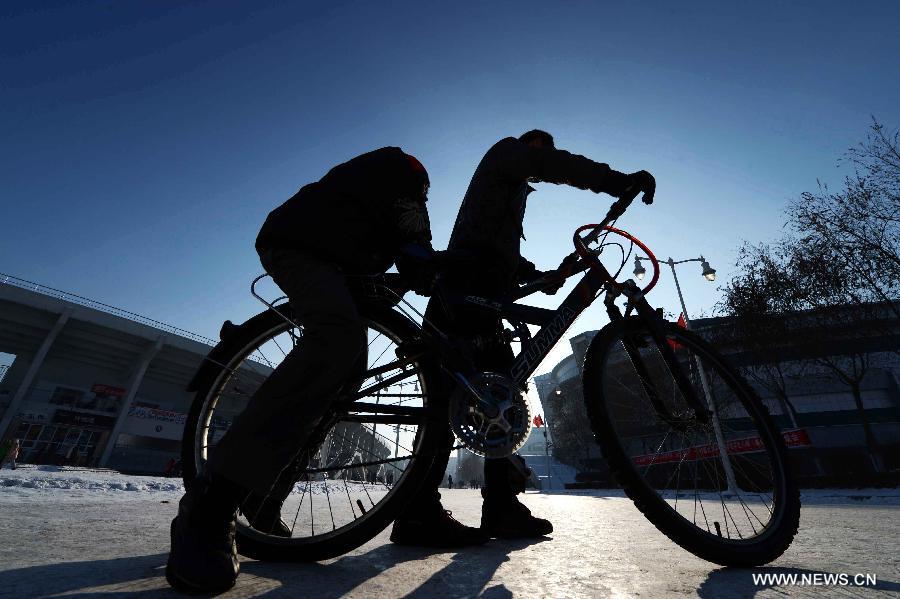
166, 474, 242, 593
241, 491, 291, 537
481, 496, 553, 538
481, 456, 552, 538
391, 509, 490, 547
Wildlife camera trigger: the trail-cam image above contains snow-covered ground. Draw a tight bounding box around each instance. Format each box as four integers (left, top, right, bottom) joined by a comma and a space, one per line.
1, 465, 898, 597
3, 464, 899, 504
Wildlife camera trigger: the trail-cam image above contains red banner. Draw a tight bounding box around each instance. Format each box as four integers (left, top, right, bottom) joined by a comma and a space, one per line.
632, 429, 811, 466
91, 384, 127, 397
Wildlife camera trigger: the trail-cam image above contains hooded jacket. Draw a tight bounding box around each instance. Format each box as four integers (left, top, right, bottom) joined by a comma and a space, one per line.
256, 147, 432, 274
447, 137, 631, 288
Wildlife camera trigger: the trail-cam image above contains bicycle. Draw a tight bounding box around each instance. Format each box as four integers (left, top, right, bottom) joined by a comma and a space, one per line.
180, 194, 800, 567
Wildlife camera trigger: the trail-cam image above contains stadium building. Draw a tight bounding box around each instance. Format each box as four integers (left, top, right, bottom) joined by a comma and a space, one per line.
534, 307, 900, 485
0, 275, 269, 474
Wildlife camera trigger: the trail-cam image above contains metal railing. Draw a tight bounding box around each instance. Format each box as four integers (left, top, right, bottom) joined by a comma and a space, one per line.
1, 272, 218, 346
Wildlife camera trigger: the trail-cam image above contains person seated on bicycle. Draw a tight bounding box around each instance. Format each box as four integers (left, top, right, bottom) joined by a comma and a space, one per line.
167, 147, 437, 593
390, 129, 655, 546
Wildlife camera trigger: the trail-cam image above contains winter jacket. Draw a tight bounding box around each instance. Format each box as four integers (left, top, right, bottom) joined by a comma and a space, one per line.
447, 137, 632, 288
256, 147, 432, 275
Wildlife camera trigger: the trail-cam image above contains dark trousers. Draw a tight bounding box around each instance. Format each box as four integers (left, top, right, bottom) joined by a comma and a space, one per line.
402, 273, 527, 518
209, 249, 368, 494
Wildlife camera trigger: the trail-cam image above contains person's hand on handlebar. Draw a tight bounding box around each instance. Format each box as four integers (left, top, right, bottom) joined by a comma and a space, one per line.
518, 258, 565, 295
536, 269, 566, 295
395, 243, 438, 295
620, 170, 656, 205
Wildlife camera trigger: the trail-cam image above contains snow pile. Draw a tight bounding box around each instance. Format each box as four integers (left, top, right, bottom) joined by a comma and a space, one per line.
0, 465, 184, 502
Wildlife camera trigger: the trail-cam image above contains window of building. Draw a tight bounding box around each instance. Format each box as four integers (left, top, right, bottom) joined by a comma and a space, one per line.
49, 386, 85, 408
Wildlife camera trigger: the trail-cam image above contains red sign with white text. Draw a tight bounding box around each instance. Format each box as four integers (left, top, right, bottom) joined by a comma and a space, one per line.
632, 429, 811, 467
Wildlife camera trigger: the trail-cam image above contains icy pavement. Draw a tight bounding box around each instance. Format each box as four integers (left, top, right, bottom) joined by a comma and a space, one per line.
0, 466, 898, 598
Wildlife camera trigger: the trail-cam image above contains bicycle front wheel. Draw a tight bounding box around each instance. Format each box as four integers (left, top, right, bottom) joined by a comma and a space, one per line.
182, 302, 445, 562
583, 317, 800, 566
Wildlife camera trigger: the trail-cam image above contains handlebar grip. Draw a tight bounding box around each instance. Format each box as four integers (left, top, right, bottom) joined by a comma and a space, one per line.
583, 196, 636, 245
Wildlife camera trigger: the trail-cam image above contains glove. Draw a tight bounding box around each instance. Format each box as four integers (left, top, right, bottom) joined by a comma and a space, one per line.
395, 243, 437, 296
622, 170, 656, 205
523, 269, 565, 295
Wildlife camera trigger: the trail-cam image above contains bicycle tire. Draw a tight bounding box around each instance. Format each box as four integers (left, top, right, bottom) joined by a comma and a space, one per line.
181, 302, 445, 562
582, 317, 800, 566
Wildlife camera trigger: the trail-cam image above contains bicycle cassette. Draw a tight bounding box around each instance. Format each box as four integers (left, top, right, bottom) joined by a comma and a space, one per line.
449, 372, 532, 459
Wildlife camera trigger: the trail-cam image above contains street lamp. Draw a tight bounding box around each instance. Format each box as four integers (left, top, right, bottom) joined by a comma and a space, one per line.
632, 253, 738, 496
700, 257, 716, 282
633, 255, 716, 286
633, 257, 646, 280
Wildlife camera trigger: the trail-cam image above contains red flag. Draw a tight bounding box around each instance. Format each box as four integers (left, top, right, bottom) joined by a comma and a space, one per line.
533, 414, 544, 428
668, 313, 687, 350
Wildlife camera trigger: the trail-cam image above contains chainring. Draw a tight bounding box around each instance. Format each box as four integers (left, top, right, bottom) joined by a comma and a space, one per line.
448, 372, 532, 459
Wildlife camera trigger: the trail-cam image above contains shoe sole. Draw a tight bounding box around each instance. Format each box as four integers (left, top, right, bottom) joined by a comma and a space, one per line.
482, 528, 553, 539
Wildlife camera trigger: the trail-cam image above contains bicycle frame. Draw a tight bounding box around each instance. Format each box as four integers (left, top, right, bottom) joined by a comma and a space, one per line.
446, 214, 712, 426
327, 197, 711, 428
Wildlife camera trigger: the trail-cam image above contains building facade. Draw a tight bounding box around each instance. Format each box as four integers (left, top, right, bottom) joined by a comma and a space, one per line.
0, 277, 268, 474
534, 307, 900, 483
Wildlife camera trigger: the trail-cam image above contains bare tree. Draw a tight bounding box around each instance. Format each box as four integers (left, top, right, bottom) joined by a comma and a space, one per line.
718, 121, 899, 474
716, 242, 803, 429
783, 236, 886, 472
788, 118, 900, 323
719, 236, 887, 472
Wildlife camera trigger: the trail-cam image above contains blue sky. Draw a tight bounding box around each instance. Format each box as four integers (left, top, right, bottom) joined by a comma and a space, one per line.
2, 1, 899, 393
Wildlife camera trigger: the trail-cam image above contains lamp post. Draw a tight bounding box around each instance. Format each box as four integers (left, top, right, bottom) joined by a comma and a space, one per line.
633, 255, 739, 496
545, 396, 558, 492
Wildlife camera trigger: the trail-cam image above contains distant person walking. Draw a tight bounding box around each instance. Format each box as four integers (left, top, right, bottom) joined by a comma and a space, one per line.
1, 438, 20, 470
447, 474, 453, 489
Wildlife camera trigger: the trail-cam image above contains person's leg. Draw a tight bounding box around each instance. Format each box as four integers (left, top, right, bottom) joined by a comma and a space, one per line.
168, 249, 366, 591
390, 291, 488, 547
481, 454, 552, 537
209, 250, 367, 493
469, 293, 553, 538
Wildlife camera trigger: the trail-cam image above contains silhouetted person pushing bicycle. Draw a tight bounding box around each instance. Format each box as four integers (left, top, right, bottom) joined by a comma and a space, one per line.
166, 147, 436, 593
390, 129, 655, 546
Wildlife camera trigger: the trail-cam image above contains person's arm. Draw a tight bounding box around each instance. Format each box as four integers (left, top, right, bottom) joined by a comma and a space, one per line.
391, 193, 436, 294
497, 140, 634, 196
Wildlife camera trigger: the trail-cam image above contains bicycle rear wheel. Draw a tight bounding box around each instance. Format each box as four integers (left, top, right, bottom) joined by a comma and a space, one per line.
583, 317, 800, 566
182, 302, 445, 561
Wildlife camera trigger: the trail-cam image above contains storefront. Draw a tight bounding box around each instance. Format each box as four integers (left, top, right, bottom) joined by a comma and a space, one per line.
16, 409, 115, 466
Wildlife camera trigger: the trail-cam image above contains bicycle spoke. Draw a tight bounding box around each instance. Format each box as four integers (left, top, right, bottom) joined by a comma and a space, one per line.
322, 472, 337, 531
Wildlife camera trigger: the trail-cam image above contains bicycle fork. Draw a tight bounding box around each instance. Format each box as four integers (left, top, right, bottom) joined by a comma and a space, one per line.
604, 283, 712, 428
